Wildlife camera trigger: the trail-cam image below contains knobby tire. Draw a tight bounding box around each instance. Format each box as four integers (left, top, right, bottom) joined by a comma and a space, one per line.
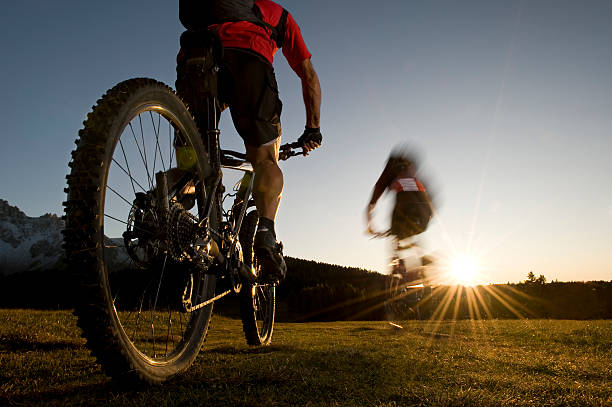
63, 78, 217, 384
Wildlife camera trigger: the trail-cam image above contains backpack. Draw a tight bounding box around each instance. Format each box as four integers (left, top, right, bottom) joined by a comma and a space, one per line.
179, 0, 288, 48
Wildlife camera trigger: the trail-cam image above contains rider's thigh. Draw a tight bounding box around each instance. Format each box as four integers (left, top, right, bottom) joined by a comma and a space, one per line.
245, 137, 281, 166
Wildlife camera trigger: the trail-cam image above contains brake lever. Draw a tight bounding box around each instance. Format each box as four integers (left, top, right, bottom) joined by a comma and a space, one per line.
279, 149, 303, 161
279, 141, 304, 161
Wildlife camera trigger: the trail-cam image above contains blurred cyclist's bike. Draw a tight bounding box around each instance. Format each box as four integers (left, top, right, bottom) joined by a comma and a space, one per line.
63, 75, 308, 384
369, 230, 435, 323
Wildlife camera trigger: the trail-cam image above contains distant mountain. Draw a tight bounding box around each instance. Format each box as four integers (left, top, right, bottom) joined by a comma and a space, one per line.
0, 199, 133, 275
0, 199, 64, 275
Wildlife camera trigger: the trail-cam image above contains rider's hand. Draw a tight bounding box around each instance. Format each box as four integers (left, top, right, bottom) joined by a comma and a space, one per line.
366, 203, 375, 235
297, 127, 322, 155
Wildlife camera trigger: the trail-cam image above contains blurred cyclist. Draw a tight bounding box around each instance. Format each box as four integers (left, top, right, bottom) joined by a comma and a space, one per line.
366, 146, 434, 281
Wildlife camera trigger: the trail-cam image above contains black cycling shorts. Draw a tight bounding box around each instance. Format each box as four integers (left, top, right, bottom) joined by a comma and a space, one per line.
218, 48, 283, 147
390, 197, 432, 240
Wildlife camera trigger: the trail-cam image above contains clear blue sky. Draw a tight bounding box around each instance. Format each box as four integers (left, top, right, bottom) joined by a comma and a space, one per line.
1, 1, 611, 283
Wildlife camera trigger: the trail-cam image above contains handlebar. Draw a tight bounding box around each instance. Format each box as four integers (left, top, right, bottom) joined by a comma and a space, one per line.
279, 141, 305, 161
367, 228, 392, 239
221, 140, 316, 166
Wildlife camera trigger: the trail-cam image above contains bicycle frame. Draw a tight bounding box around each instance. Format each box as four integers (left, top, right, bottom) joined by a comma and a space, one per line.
172, 93, 300, 312
203, 95, 254, 258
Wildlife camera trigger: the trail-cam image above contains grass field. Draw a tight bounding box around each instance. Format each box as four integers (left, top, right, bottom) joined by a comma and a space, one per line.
1, 309, 611, 406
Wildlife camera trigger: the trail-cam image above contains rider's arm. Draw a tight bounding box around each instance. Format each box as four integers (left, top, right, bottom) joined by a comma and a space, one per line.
367, 179, 386, 222
295, 59, 322, 154
280, 10, 321, 152
295, 58, 321, 130
368, 182, 386, 209
369, 160, 395, 208
366, 162, 395, 230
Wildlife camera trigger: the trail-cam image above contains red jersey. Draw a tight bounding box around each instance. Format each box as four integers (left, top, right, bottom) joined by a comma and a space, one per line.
209, 0, 312, 71
390, 177, 427, 193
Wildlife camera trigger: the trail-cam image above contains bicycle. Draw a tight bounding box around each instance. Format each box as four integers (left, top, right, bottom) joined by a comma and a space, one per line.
368, 230, 435, 324
63, 74, 310, 384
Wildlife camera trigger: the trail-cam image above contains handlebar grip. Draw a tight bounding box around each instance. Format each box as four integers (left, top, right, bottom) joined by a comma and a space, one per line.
278, 149, 302, 161
279, 138, 320, 161
280, 141, 301, 150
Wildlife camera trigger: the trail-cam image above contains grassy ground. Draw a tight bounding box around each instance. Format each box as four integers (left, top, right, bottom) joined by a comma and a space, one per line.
0, 309, 610, 406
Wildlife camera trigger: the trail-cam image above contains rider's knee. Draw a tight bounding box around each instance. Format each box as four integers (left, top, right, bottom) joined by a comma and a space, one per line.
246, 138, 281, 168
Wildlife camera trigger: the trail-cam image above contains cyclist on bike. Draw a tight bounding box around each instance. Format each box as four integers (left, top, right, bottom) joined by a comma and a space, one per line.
366, 146, 434, 250
177, 0, 323, 282
367, 146, 435, 289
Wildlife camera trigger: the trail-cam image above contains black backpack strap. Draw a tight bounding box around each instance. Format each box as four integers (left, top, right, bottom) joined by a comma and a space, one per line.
253, 5, 289, 49
272, 8, 289, 48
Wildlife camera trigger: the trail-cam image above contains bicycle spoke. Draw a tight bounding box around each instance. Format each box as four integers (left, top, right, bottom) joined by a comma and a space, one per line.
146, 297, 154, 356
104, 213, 129, 226
138, 114, 152, 190
103, 213, 153, 238
128, 121, 153, 189
149, 255, 169, 357
107, 184, 135, 208
165, 307, 172, 356
118, 139, 138, 196
150, 112, 159, 177
112, 157, 148, 193
150, 111, 167, 174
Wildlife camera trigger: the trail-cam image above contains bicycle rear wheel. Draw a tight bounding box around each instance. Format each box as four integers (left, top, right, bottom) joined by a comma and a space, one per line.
239, 210, 275, 345
64, 78, 217, 384
385, 272, 420, 321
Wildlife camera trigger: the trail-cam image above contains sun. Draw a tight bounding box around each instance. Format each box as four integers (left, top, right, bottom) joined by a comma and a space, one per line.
450, 255, 479, 286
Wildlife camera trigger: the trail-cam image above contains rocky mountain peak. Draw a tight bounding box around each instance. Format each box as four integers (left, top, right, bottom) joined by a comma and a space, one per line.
0, 199, 64, 274
0, 199, 27, 221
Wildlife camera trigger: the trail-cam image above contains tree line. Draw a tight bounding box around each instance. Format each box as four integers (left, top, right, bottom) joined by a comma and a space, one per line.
1, 260, 610, 321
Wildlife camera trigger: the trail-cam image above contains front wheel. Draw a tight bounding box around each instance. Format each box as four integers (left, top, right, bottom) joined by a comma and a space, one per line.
239, 210, 275, 345
385, 270, 422, 322
64, 78, 217, 384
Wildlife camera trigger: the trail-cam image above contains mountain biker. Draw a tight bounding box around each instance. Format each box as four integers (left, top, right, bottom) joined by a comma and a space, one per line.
366, 146, 433, 245
176, 0, 323, 282
367, 147, 435, 286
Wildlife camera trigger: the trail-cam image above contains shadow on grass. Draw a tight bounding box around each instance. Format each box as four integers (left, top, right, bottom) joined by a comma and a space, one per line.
172, 346, 395, 405
206, 344, 300, 355
0, 381, 115, 406
0, 335, 83, 353
350, 327, 377, 332
0, 334, 417, 405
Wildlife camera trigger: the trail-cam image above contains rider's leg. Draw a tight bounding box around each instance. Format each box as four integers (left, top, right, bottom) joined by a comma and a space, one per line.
245, 137, 283, 223
217, 49, 286, 280
218, 49, 283, 221
246, 136, 287, 281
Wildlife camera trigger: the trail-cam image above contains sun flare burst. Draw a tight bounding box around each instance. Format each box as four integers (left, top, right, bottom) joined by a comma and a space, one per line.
450, 255, 480, 286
